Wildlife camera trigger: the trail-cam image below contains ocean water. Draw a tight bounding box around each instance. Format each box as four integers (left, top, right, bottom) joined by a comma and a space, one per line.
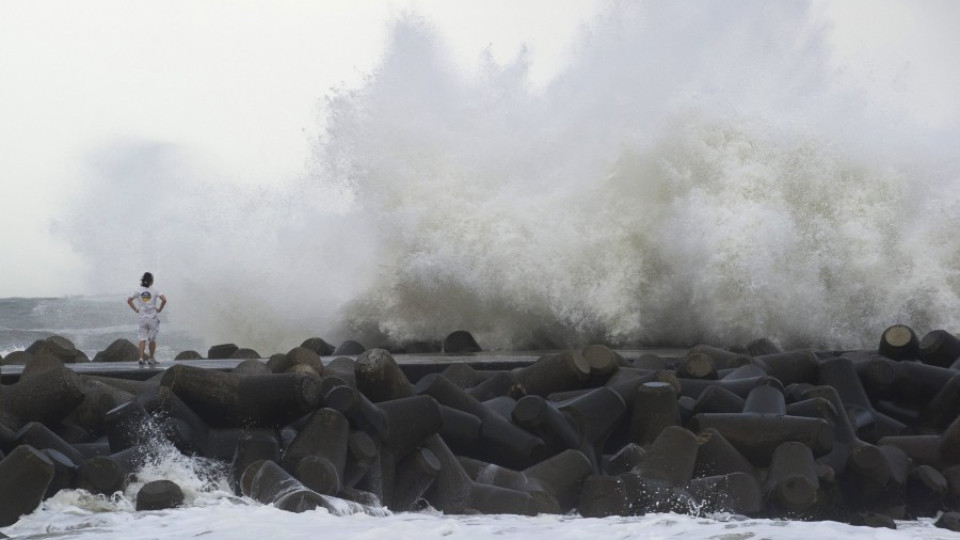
56, 2, 960, 356
1, 442, 957, 540
4, 503, 958, 540
5, 1, 960, 538
0, 296, 203, 361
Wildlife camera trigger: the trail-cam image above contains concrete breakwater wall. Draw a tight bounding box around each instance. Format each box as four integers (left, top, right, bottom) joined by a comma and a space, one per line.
1, 326, 960, 532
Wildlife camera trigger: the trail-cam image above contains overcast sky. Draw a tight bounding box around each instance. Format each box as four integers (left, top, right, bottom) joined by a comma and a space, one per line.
1, 0, 958, 298
0, 0, 605, 296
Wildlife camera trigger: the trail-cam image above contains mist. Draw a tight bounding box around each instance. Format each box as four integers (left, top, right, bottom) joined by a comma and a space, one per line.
63, 2, 960, 353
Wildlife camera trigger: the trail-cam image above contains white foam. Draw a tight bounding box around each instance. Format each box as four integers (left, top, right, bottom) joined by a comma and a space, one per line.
59, 3, 960, 353
4, 504, 956, 540
122, 443, 236, 507
3, 440, 955, 539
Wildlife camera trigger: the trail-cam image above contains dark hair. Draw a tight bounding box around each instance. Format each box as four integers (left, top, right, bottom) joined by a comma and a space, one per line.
141, 272, 154, 287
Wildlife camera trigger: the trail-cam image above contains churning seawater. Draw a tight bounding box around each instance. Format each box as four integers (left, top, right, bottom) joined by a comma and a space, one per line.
0, 442, 955, 540
0, 441, 955, 540
5, 1, 960, 537
56, 2, 960, 356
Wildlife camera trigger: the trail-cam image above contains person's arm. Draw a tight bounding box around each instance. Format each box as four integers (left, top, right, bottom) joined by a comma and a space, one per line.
126, 297, 140, 314
158, 294, 167, 313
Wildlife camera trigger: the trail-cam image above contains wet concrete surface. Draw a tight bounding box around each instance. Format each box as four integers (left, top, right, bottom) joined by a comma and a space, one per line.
0, 349, 688, 384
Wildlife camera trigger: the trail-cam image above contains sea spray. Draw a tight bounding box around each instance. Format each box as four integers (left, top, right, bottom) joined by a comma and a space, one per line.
123, 440, 235, 508
9, 422, 240, 540
61, 2, 960, 354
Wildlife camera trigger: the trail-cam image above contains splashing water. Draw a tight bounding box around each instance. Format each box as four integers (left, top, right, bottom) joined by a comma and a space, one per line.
20, 425, 240, 536
63, 2, 960, 353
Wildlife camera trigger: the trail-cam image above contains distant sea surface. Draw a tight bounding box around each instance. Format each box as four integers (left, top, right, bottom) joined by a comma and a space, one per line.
0, 296, 204, 361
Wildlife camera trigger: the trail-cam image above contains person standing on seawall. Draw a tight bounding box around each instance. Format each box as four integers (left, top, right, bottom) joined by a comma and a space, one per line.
125, 272, 167, 367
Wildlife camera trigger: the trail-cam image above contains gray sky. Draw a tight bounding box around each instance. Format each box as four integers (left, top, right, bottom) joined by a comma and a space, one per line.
1, 0, 957, 297
0, 0, 602, 296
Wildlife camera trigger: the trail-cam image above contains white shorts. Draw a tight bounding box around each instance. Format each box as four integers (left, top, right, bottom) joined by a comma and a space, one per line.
138, 317, 160, 342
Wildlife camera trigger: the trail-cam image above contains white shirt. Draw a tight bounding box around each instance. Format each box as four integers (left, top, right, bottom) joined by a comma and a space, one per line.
129, 286, 163, 318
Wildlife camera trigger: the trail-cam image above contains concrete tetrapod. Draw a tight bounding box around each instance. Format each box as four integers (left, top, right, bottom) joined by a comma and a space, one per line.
160, 365, 321, 428
622, 425, 701, 514
240, 459, 384, 516
0, 359, 85, 431
818, 356, 905, 442
799, 385, 911, 515
579, 426, 702, 517
415, 374, 544, 469
0, 445, 55, 527
693, 427, 758, 480
443, 330, 482, 354
765, 441, 820, 516
14, 422, 87, 467
603, 442, 645, 476
284, 408, 350, 495
342, 431, 379, 490
688, 409, 833, 467
509, 350, 590, 397
677, 373, 782, 401
878, 324, 920, 360
76, 455, 126, 495
325, 386, 442, 461
687, 344, 753, 370
136, 479, 185, 511
41, 449, 78, 499
511, 388, 625, 473
390, 447, 441, 512
688, 472, 764, 515
231, 430, 281, 490
677, 352, 718, 381
522, 448, 596, 513
863, 358, 955, 409
580, 344, 624, 385
920, 371, 960, 432
627, 381, 681, 448
751, 350, 820, 387
420, 435, 550, 515
941, 413, 960, 467
918, 329, 960, 368
354, 349, 415, 403
906, 464, 949, 518
4, 327, 960, 524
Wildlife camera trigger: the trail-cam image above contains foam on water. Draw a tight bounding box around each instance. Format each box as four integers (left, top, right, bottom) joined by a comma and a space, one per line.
2, 426, 958, 539
2, 422, 958, 538
59, 2, 960, 354
4, 497, 957, 540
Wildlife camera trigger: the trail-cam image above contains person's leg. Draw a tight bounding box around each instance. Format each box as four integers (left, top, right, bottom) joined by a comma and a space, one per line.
147, 318, 159, 364
138, 320, 149, 366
